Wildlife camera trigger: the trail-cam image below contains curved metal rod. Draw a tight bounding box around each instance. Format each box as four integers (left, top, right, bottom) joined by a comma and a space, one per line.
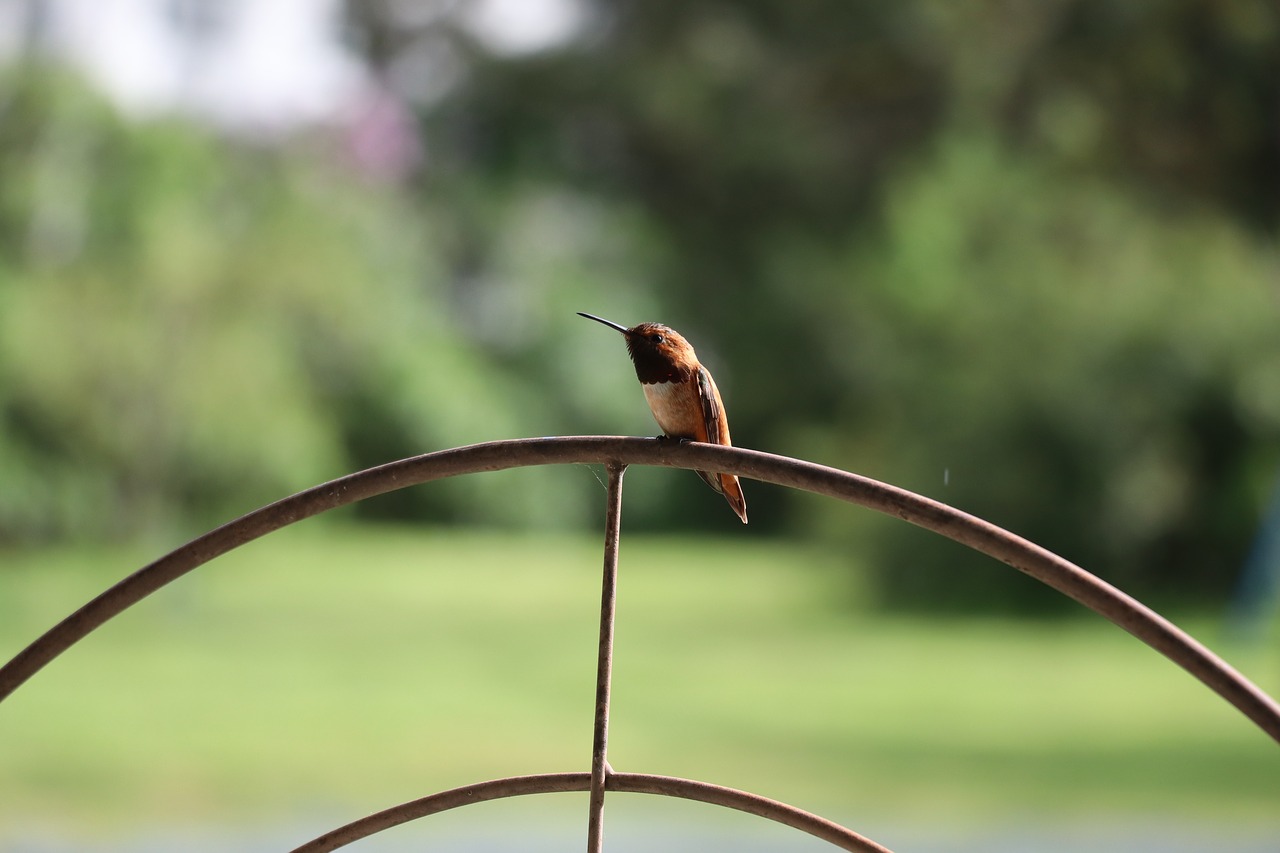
287, 771, 893, 853
2, 436, 1278, 743
588, 462, 626, 851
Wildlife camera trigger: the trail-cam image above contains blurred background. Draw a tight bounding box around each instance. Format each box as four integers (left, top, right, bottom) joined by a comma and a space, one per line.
1, 0, 1279, 850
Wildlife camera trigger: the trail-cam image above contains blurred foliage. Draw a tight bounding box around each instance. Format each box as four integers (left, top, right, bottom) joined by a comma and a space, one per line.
2, 0, 1278, 613
0, 66, 590, 543
349, 0, 1280, 610
786, 133, 1280, 610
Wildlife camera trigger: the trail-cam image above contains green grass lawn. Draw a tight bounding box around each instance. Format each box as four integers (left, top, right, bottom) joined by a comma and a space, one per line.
2, 524, 1278, 838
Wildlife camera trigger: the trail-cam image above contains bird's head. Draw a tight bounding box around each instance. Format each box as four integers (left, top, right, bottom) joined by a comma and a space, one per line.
578, 313, 698, 383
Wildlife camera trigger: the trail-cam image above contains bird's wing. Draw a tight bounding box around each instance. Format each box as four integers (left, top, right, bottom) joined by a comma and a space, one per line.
696, 365, 723, 445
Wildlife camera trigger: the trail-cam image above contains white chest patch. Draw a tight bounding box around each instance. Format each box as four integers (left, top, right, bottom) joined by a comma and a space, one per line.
642, 381, 699, 437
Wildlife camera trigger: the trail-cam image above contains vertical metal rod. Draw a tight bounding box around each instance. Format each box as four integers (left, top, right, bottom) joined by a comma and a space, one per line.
587, 462, 626, 853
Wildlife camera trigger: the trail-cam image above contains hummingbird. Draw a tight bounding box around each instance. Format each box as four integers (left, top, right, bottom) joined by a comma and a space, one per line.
578, 312, 748, 524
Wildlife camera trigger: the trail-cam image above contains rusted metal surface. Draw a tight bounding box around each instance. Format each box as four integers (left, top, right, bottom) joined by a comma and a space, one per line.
587, 462, 625, 852
2, 436, 1277, 742
287, 771, 894, 853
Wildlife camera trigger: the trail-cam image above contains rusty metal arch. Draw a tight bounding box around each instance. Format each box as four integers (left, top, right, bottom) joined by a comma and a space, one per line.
289, 771, 891, 853
2, 436, 1278, 852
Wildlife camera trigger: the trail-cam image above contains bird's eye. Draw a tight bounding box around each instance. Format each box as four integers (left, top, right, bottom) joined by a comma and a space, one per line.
650, 333, 664, 344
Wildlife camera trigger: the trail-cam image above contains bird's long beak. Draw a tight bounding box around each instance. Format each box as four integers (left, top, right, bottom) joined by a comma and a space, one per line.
577, 312, 629, 334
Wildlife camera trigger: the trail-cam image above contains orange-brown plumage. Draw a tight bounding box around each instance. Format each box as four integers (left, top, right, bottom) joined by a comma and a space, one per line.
578, 313, 748, 524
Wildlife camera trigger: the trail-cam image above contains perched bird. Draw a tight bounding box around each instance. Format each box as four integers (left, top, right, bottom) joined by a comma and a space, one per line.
578, 312, 748, 524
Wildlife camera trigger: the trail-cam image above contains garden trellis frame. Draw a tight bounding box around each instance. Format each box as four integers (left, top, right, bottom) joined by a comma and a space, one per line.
2, 436, 1278, 852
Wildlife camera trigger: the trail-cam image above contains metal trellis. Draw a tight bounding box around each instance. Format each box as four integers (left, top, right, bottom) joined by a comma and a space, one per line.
2, 436, 1277, 852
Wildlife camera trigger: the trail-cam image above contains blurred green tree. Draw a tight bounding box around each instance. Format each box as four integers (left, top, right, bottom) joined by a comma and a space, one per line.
0, 67, 586, 544
1, 0, 1276, 615
345, 0, 1280, 608
783, 133, 1280, 609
